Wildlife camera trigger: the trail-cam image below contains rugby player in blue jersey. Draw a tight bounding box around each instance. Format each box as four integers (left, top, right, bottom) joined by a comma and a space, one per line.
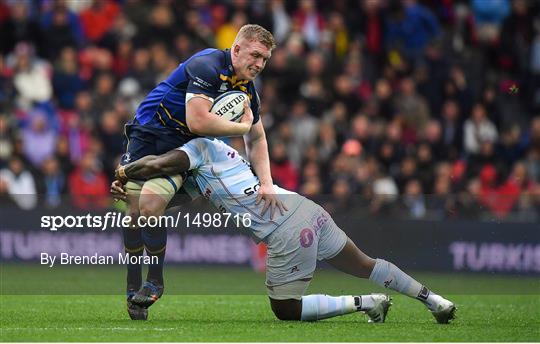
119, 25, 285, 320
112, 138, 456, 324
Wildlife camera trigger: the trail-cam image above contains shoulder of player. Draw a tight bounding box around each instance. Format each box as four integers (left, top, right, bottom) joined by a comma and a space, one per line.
185, 48, 225, 71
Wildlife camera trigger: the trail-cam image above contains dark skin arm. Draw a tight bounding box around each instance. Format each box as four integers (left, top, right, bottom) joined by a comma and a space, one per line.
115, 150, 190, 184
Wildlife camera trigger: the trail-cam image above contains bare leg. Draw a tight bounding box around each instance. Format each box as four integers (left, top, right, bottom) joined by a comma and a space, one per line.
326, 238, 376, 278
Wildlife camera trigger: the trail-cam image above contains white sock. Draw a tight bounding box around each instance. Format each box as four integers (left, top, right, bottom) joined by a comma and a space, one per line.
300, 294, 358, 321
369, 258, 425, 299
359, 295, 375, 310
424, 292, 446, 311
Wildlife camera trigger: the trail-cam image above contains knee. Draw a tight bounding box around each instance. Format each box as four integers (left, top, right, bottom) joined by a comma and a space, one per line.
127, 207, 139, 221
360, 256, 376, 272
270, 299, 301, 321
272, 307, 299, 321
139, 196, 165, 218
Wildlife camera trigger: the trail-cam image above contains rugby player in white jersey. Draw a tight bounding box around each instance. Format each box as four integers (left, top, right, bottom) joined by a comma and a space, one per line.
113, 138, 456, 323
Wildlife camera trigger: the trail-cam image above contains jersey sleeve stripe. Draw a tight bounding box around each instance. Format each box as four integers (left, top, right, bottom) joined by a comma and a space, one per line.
155, 110, 167, 126
160, 103, 188, 128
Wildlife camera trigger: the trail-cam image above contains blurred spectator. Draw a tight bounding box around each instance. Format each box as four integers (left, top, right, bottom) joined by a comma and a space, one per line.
270, 0, 290, 44
471, 0, 509, 44
73, 90, 95, 121
68, 152, 109, 210
401, 179, 426, 219
52, 47, 85, 109
328, 177, 354, 214
476, 164, 512, 218
421, 119, 445, 161
21, 113, 57, 167
370, 159, 399, 215
333, 73, 359, 113
0, 115, 16, 166
0, 156, 37, 210
123, 0, 153, 30
317, 122, 337, 164
0, 54, 14, 110
215, 11, 247, 50
455, 178, 482, 219
395, 156, 417, 193
54, 136, 74, 175
358, 0, 385, 60
292, 0, 325, 49
127, 48, 156, 93
79, 0, 120, 44
184, 9, 214, 48
11, 43, 52, 109
97, 110, 123, 174
428, 174, 455, 219
39, 156, 66, 208
439, 99, 463, 159
112, 39, 134, 78
463, 103, 498, 155
289, 99, 319, 167
270, 141, 298, 192
325, 12, 349, 58
497, 124, 526, 165
373, 78, 395, 121
395, 77, 430, 141
91, 72, 116, 119
40, 3, 79, 59
386, 0, 440, 60
173, 33, 194, 62
136, 4, 177, 47
416, 143, 435, 193
0, 1, 40, 55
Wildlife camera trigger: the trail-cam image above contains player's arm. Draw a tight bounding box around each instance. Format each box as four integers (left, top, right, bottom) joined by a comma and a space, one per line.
115, 150, 190, 183
186, 97, 252, 137
245, 121, 272, 186
244, 121, 287, 217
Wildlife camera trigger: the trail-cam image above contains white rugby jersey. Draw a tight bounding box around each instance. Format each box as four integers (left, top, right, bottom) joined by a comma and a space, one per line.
179, 138, 304, 240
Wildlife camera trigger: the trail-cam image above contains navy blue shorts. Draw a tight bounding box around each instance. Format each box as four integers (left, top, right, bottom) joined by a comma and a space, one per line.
120, 119, 195, 166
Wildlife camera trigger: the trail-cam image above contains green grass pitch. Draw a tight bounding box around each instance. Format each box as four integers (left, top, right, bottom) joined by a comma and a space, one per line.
1, 264, 539, 342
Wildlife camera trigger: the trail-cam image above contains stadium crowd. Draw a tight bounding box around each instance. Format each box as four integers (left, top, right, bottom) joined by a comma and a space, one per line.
0, 0, 539, 221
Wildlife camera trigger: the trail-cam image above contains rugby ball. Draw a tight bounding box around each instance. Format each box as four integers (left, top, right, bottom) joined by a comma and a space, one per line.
210, 91, 250, 123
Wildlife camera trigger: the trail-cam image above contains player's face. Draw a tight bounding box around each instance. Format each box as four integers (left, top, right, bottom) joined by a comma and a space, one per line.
232, 40, 271, 81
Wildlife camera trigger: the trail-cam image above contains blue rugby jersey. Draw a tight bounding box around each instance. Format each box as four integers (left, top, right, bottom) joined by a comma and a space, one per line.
134, 48, 261, 136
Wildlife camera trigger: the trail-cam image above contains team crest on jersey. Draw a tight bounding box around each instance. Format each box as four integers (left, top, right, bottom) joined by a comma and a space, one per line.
219, 82, 228, 92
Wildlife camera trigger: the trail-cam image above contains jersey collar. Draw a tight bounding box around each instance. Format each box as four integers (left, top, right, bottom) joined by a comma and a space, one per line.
224, 49, 234, 74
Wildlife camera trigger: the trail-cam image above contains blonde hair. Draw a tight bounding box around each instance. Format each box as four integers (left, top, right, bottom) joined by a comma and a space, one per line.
234, 24, 276, 50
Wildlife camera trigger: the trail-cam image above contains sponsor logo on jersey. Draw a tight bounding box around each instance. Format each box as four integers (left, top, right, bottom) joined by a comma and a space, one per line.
300, 228, 314, 248
194, 76, 212, 88
313, 213, 329, 234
